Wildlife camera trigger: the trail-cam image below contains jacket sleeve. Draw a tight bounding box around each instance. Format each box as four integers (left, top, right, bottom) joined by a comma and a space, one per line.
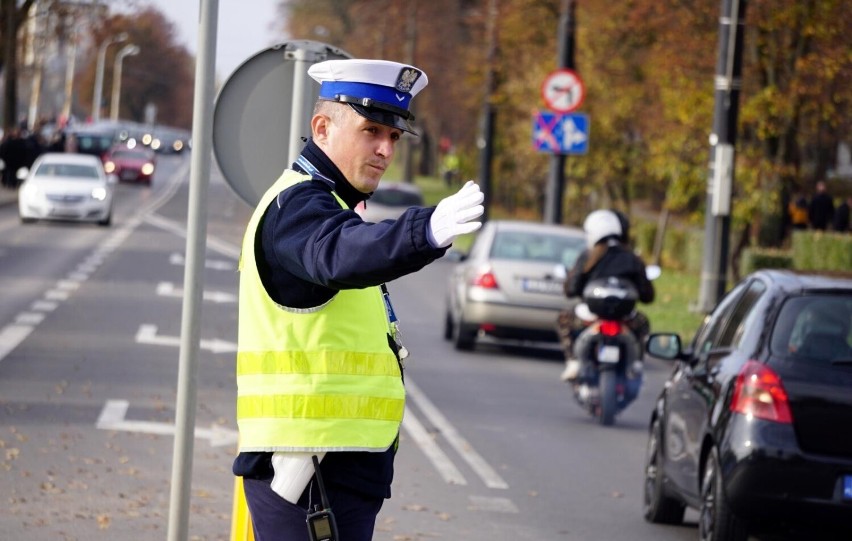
265, 182, 447, 291
633, 255, 655, 303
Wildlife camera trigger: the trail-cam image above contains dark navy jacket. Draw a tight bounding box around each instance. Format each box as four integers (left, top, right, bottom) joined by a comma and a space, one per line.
233, 140, 447, 499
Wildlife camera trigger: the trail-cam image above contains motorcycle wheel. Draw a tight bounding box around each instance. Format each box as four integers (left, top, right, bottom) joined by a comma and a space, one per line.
598, 370, 617, 426
699, 447, 748, 541
643, 418, 686, 524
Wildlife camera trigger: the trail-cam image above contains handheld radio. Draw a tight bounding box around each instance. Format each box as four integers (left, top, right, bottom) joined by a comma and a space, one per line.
306, 455, 338, 541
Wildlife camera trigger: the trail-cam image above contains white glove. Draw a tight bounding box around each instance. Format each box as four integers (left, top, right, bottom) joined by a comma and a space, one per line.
270, 452, 325, 504
429, 180, 485, 248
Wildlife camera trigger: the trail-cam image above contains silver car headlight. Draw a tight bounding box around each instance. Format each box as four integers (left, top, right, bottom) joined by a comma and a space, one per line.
91, 187, 108, 201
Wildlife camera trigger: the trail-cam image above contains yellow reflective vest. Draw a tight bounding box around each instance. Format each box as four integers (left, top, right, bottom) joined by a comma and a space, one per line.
236, 170, 405, 452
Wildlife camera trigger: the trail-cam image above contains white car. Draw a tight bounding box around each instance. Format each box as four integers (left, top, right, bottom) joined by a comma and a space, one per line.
18, 152, 115, 226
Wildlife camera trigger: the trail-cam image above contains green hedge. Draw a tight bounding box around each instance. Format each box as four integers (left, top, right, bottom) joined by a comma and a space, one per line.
739, 247, 794, 276
791, 230, 852, 271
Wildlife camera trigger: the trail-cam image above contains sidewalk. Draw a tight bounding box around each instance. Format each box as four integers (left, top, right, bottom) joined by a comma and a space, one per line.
0, 186, 17, 208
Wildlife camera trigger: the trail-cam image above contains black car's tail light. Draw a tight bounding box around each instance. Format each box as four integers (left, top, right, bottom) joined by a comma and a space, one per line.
730, 360, 793, 424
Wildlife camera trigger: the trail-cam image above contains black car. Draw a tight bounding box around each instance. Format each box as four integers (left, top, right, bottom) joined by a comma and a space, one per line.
643, 270, 852, 540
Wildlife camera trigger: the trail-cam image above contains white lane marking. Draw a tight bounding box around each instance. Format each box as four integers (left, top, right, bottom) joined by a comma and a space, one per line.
156, 281, 237, 304
31, 300, 58, 312
468, 496, 519, 513
96, 399, 238, 447
0, 325, 35, 361
144, 213, 241, 260
56, 280, 80, 291
402, 406, 467, 486
169, 252, 235, 271
45, 290, 69, 301
135, 324, 237, 354
405, 378, 509, 490
16, 312, 45, 325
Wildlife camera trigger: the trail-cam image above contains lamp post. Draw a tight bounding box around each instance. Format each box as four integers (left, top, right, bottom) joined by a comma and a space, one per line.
92, 32, 127, 123
110, 44, 139, 122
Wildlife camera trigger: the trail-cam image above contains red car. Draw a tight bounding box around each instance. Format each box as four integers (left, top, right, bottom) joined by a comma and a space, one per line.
102, 144, 157, 184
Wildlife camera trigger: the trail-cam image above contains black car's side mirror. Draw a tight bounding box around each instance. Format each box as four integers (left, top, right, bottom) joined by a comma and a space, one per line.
646, 333, 683, 360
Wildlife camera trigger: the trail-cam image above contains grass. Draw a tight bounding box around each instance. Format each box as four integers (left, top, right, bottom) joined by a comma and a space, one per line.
406, 172, 707, 339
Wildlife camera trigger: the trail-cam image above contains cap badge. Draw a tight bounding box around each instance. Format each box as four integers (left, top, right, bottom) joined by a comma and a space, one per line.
395, 68, 422, 93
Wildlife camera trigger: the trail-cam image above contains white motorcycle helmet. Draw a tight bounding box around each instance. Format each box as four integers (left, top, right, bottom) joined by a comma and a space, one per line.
583, 209, 623, 248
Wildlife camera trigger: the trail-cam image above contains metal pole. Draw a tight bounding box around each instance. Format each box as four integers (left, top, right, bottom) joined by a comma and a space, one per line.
287, 48, 319, 164
696, 0, 746, 312
110, 44, 138, 122
477, 0, 498, 222
92, 32, 126, 123
166, 0, 217, 539
543, 0, 576, 224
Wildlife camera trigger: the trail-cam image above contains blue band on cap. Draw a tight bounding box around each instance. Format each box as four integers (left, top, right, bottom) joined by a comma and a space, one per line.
319, 81, 411, 111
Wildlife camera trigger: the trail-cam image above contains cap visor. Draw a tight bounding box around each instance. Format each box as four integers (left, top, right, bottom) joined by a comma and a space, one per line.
349, 104, 416, 135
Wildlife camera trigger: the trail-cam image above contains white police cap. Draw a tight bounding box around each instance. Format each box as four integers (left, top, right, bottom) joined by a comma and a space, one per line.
308, 59, 428, 134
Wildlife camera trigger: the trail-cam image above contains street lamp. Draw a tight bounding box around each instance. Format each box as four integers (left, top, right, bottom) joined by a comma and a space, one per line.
92, 32, 128, 123
109, 44, 140, 122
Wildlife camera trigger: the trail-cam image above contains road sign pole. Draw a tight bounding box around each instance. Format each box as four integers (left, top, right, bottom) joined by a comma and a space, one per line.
167, 1, 218, 540
544, 0, 576, 224
696, 0, 746, 312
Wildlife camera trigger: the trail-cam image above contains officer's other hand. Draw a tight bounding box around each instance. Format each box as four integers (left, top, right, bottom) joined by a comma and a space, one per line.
429, 180, 485, 248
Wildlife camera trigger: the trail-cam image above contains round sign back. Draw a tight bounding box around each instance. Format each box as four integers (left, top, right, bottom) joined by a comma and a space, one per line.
212, 41, 351, 207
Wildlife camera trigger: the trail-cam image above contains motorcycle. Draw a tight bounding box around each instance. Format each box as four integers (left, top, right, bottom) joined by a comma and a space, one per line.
568, 266, 660, 426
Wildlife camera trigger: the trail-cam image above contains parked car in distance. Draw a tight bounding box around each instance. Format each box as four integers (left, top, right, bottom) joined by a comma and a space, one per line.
102, 144, 157, 184
70, 129, 118, 160
357, 181, 424, 222
151, 128, 189, 154
444, 219, 586, 350
18, 152, 115, 226
642, 269, 852, 540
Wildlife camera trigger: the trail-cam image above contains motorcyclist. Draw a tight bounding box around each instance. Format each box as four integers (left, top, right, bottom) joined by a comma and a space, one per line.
557, 209, 655, 381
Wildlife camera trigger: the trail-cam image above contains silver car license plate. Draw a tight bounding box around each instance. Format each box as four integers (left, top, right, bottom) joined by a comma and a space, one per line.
522, 278, 562, 294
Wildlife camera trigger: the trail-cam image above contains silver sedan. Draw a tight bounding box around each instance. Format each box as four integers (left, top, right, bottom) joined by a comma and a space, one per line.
444, 219, 586, 350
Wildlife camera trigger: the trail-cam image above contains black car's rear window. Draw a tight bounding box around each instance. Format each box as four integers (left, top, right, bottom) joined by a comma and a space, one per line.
370, 188, 423, 207
771, 295, 852, 364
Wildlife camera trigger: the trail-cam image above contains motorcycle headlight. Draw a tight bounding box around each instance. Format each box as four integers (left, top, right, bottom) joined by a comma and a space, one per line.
91, 187, 108, 201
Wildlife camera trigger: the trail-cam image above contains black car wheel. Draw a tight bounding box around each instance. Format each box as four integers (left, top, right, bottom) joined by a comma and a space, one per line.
643, 418, 686, 524
699, 447, 748, 541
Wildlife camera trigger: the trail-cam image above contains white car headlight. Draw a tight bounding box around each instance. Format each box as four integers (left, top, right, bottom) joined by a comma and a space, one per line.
91, 187, 108, 201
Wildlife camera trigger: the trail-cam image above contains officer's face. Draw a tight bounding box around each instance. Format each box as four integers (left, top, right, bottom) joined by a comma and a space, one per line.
314, 106, 402, 193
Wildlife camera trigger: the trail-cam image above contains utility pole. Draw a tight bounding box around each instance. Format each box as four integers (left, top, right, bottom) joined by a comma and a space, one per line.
477, 0, 498, 221
543, 0, 576, 224
696, 0, 747, 312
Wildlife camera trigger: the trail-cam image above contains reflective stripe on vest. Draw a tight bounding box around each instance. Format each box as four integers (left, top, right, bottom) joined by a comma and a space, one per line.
236, 170, 404, 452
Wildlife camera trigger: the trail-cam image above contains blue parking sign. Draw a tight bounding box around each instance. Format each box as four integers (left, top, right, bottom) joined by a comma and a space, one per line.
533, 112, 589, 155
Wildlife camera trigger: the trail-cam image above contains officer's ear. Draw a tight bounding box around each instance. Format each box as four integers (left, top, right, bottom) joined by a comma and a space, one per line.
312, 113, 329, 143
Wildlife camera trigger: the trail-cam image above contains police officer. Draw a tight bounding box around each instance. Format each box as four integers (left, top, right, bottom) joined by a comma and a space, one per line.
233, 58, 484, 541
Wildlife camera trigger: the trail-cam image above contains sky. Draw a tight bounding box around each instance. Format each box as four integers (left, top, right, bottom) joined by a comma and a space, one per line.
139, 0, 283, 81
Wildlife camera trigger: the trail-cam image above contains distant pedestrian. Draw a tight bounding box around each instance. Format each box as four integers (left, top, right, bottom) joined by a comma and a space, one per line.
834, 196, 851, 233
788, 192, 809, 231
808, 181, 834, 230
